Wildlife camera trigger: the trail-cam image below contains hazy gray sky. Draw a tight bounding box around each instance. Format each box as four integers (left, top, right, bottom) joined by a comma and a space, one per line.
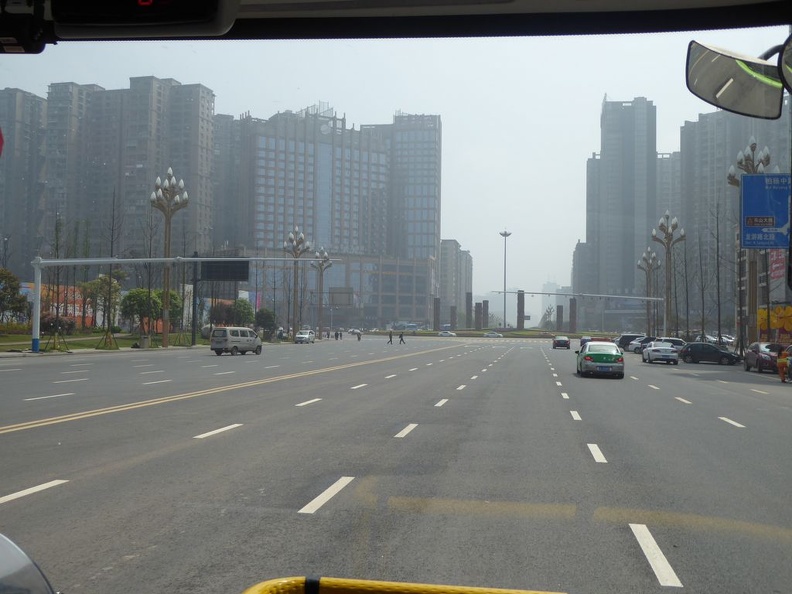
1, 25, 789, 320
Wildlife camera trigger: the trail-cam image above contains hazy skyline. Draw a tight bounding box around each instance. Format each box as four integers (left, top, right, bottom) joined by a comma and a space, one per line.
1, 25, 789, 321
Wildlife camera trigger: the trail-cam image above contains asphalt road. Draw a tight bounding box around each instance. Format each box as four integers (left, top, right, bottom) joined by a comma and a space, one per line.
0, 338, 790, 594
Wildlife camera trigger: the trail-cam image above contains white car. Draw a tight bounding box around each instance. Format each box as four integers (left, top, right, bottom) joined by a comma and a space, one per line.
438, 331, 457, 337
294, 330, 315, 344
483, 331, 503, 338
642, 341, 679, 365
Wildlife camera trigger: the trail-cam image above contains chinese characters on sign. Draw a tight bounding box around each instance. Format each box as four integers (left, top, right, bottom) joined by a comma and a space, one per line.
741, 174, 791, 249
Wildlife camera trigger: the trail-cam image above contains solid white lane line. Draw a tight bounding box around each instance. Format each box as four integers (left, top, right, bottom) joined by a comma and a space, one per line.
142, 379, 172, 385
194, 424, 243, 439
570, 411, 582, 421
202, 364, 219, 368
481, 369, 487, 372
351, 384, 367, 390
0, 480, 69, 505
470, 375, 478, 380
394, 423, 418, 438
409, 368, 418, 372
675, 397, 692, 404
214, 371, 236, 376
456, 385, 466, 391
140, 370, 165, 375
298, 476, 355, 514
24, 393, 74, 401
264, 365, 280, 369
426, 363, 433, 366
750, 388, 768, 395
70, 363, 92, 367
60, 370, 87, 375
629, 523, 683, 587
630, 376, 639, 380
561, 392, 569, 399
587, 444, 608, 463
435, 399, 448, 407
53, 378, 88, 384
0, 368, 21, 372
133, 364, 154, 368
385, 374, 397, 379
719, 417, 745, 428
296, 398, 322, 407
648, 385, 660, 390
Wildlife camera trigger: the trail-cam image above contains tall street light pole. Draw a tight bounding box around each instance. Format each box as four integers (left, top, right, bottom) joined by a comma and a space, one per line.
638, 248, 661, 336
652, 210, 685, 337
150, 167, 189, 349
727, 136, 772, 346
283, 226, 311, 336
312, 247, 332, 340
499, 229, 511, 329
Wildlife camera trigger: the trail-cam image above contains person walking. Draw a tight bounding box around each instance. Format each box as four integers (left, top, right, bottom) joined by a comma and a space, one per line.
398, 332, 405, 344
387, 331, 393, 344
777, 345, 789, 383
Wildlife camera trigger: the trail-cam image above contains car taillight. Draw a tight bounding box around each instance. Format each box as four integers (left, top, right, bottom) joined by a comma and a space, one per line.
617, 357, 624, 363
584, 356, 593, 361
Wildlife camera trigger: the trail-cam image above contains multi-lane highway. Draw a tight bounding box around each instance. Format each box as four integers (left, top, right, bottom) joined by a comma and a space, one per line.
1, 337, 790, 594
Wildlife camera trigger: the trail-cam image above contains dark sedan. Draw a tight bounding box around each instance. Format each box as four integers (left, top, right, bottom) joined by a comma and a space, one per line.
552, 336, 571, 349
679, 342, 740, 365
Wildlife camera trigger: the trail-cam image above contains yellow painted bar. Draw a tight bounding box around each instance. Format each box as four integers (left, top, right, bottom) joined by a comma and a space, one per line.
242, 576, 565, 594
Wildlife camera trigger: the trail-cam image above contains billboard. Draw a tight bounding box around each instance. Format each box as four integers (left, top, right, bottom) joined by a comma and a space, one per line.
741, 173, 791, 249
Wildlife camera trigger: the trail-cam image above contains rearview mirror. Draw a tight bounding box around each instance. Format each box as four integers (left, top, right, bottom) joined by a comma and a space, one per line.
781, 33, 792, 95
686, 40, 784, 119
0, 534, 56, 594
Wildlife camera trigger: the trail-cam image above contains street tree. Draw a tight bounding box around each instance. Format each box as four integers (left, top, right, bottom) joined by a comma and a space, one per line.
0, 268, 28, 323
232, 299, 255, 326
120, 288, 161, 335
255, 307, 278, 339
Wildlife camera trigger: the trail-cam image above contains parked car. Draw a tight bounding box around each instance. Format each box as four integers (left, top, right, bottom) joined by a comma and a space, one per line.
642, 341, 679, 365
743, 342, 784, 373
483, 331, 502, 338
616, 333, 645, 350
552, 335, 571, 349
679, 342, 740, 365
575, 341, 625, 378
656, 337, 687, 352
210, 326, 262, 356
628, 336, 656, 353
294, 330, 316, 344
438, 330, 457, 337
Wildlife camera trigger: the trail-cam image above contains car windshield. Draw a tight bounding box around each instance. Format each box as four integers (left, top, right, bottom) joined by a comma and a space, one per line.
1, 9, 790, 594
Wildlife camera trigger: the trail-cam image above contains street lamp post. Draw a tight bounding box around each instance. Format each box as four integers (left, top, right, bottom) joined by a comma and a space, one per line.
652, 211, 685, 337
638, 248, 661, 336
150, 167, 189, 348
283, 226, 311, 336
311, 247, 332, 340
727, 136, 772, 346
499, 229, 511, 329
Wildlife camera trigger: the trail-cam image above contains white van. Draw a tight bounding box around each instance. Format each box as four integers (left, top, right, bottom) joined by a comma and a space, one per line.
210, 327, 262, 356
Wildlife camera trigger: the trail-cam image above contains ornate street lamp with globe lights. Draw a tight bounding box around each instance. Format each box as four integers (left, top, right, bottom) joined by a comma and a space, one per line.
638, 248, 661, 336
651, 211, 685, 337
311, 247, 332, 339
150, 167, 189, 348
283, 226, 312, 335
727, 136, 775, 346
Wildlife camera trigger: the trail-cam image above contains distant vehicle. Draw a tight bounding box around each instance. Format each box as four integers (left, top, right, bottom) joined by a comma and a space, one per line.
348, 328, 361, 336
628, 336, 656, 353
483, 331, 502, 338
616, 333, 645, 350
744, 342, 784, 373
679, 343, 739, 365
552, 335, 570, 349
294, 330, 316, 344
210, 326, 262, 356
642, 341, 679, 365
579, 336, 592, 347
438, 330, 457, 337
575, 341, 625, 378
656, 337, 687, 352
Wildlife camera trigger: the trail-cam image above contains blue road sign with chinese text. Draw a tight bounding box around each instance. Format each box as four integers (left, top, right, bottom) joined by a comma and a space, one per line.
741, 173, 791, 249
